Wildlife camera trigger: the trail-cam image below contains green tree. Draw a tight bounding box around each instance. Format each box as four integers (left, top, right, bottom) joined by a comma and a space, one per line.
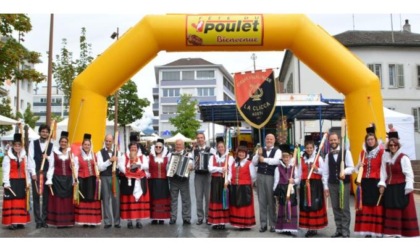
0, 97, 15, 135
169, 94, 200, 139
51, 113, 64, 124
53, 27, 93, 105
16, 104, 39, 128
107, 80, 150, 149
0, 14, 45, 84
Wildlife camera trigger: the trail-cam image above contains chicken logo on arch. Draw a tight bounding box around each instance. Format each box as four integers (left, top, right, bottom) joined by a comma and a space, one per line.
191, 20, 204, 32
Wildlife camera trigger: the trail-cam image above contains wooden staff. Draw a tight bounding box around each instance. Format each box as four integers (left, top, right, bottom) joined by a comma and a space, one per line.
19, 124, 31, 211
286, 145, 299, 200
111, 131, 119, 197
90, 141, 101, 200
222, 153, 230, 210
339, 119, 346, 179
6, 187, 17, 197
356, 151, 366, 184
376, 193, 383, 206
38, 120, 56, 195
307, 133, 328, 180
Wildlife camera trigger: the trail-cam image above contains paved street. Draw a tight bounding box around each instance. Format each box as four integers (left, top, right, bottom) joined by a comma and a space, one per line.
1, 172, 420, 238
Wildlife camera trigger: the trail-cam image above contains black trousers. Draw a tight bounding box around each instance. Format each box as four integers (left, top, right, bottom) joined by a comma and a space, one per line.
32, 171, 50, 224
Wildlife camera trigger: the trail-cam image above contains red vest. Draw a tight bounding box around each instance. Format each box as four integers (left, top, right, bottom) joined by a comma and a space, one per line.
385, 153, 406, 185
211, 155, 226, 178
53, 152, 72, 176
125, 155, 146, 179
77, 153, 97, 178
231, 160, 252, 185
8, 158, 27, 179
148, 155, 168, 179
301, 157, 321, 180
360, 149, 384, 179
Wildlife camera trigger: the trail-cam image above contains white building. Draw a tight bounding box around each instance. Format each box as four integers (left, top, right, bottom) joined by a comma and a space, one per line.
279, 20, 420, 159
33, 85, 68, 127
153, 58, 235, 144
3, 70, 35, 117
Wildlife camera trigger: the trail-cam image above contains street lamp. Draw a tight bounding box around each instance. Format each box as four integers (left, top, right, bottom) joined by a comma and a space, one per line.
16, 32, 25, 116
110, 27, 119, 134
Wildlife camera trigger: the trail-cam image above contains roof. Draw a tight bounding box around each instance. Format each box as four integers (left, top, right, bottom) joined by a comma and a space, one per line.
163, 58, 216, 66
334, 30, 420, 47
198, 94, 345, 127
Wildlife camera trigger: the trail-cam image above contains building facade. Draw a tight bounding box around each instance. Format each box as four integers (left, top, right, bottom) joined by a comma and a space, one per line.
279, 20, 420, 159
33, 86, 69, 127
153, 58, 235, 143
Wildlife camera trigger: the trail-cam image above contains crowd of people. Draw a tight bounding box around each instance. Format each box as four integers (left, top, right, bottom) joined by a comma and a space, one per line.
1, 124, 419, 238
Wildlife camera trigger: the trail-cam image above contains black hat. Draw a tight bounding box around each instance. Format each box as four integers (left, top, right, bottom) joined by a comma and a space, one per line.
13, 133, 22, 143
279, 144, 290, 154
130, 132, 139, 142
388, 131, 399, 139
304, 135, 314, 144
157, 138, 164, 144
83, 133, 91, 141
216, 137, 224, 143
366, 125, 376, 134
239, 140, 248, 147
61, 131, 69, 138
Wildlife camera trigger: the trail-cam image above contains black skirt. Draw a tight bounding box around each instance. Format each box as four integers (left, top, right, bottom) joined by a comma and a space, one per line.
229, 184, 252, 207
299, 179, 324, 212
148, 178, 170, 200
52, 175, 73, 198
274, 184, 297, 206
210, 176, 224, 203
383, 183, 409, 209
3, 179, 26, 199
78, 176, 97, 202
361, 178, 381, 206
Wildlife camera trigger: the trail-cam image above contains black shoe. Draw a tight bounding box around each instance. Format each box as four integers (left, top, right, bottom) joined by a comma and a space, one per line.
269, 226, 275, 233
114, 224, 121, 228
158, 220, 164, 225
104, 224, 112, 229
83, 224, 89, 228
206, 219, 210, 225
283, 231, 292, 236
8, 225, 16, 230
196, 219, 203, 225
212, 225, 219, 230
36, 223, 42, 229
151, 220, 158, 225
42, 223, 49, 228
365, 235, 372, 238
183, 219, 191, 225
259, 226, 267, 232
136, 222, 143, 229
127, 222, 134, 229
331, 232, 343, 238
89, 225, 96, 228
169, 219, 176, 225
305, 230, 318, 237
16, 224, 25, 229
342, 235, 350, 238
220, 225, 225, 230
240, 227, 251, 231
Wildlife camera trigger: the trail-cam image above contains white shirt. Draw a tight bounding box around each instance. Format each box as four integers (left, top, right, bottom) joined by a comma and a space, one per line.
251, 146, 282, 167
322, 146, 354, 190
28, 139, 54, 176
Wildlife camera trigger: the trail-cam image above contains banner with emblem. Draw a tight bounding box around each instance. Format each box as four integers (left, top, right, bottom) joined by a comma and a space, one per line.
234, 69, 276, 129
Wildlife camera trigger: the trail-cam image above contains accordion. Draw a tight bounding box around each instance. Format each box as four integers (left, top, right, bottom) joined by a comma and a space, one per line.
166, 153, 190, 178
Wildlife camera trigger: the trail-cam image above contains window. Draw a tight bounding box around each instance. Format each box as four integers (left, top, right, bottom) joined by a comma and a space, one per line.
389, 64, 404, 88
162, 88, 180, 97
413, 107, 420, 132
182, 71, 194, 80
285, 73, 294, 93
223, 77, 234, 93
162, 105, 178, 114
162, 71, 180, 81
197, 70, 214, 79
197, 88, 215, 96
368, 64, 383, 88
417, 65, 420, 88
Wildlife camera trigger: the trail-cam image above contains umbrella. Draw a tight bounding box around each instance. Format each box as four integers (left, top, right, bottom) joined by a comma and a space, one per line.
164, 132, 195, 143
0, 115, 18, 125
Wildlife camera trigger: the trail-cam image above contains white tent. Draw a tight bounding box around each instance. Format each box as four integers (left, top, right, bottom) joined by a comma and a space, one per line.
0, 115, 18, 125
0, 125, 40, 141
164, 132, 195, 143
383, 107, 416, 160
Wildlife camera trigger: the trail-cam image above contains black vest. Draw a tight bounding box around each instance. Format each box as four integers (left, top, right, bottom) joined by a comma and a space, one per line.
257, 147, 278, 176
33, 139, 53, 173
100, 148, 113, 176
328, 150, 350, 184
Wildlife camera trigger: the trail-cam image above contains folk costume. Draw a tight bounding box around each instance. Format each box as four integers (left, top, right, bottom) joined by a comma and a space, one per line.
273, 150, 299, 234
299, 150, 328, 236
2, 134, 31, 229
120, 146, 150, 228
379, 132, 419, 237
208, 149, 234, 229
148, 139, 171, 223
45, 134, 75, 227
229, 146, 257, 230
74, 134, 102, 226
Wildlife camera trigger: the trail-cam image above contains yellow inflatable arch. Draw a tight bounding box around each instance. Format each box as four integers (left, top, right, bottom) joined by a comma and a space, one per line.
69, 14, 384, 163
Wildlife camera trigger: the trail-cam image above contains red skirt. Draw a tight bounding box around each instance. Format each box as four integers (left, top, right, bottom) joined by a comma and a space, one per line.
208, 202, 230, 225
383, 193, 419, 237
75, 201, 102, 225
299, 199, 328, 230
354, 205, 383, 236
2, 198, 30, 226
150, 197, 171, 220
120, 191, 151, 220
229, 188, 256, 229
46, 194, 75, 227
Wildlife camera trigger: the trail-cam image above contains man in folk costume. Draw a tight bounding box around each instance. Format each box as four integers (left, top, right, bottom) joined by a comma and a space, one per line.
229, 143, 257, 230
28, 124, 54, 229
192, 132, 216, 225
298, 137, 328, 237
45, 131, 75, 227
148, 138, 171, 224
353, 125, 385, 237
322, 132, 354, 238
167, 139, 193, 225
2, 133, 31, 230
73, 133, 102, 227
96, 134, 123, 229
120, 137, 150, 229
273, 144, 299, 235
252, 133, 281, 233
208, 137, 234, 230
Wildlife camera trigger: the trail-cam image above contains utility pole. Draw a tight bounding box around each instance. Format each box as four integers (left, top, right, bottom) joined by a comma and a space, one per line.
111, 28, 119, 134
250, 53, 261, 145
16, 32, 24, 117
46, 14, 54, 124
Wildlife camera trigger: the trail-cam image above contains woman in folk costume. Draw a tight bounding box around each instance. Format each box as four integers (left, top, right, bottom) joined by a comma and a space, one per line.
208, 137, 234, 230
298, 138, 328, 237
45, 131, 75, 227
228, 144, 257, 230
2, 133, 31, 230
73, 133, 102, 227
353, 125, 384, 237
273, 144, 299, 235
120, 141, 150, 229
378, 131, 420, 237
148, 138, 170, 224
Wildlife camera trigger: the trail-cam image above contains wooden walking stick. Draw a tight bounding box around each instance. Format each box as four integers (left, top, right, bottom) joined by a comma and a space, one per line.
355, 151, 366, 211
112, 131, 119, 197
339, 118, 347, 209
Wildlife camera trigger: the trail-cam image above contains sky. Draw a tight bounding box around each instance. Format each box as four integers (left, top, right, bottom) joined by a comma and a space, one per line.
3, 0, 420, 131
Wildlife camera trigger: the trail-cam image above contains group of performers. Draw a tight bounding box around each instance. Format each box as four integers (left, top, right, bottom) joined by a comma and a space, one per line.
1, 124, 419, 238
